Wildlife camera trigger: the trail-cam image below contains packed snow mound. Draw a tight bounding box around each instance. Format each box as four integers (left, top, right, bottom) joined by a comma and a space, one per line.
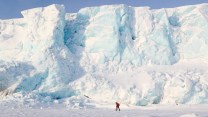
1, 4, 208, 106
180, 113, 199, 117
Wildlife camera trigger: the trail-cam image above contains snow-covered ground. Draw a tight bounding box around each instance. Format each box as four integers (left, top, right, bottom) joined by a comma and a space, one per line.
1, 3, 208, 116
0, 103, 208, 117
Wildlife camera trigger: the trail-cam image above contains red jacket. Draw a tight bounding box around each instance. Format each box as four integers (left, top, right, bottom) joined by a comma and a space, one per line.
116, 102, 120, 107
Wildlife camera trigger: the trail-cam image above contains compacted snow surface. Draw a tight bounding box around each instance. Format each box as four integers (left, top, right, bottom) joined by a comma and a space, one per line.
1, 3, 208, 116
0, 103, 208, 117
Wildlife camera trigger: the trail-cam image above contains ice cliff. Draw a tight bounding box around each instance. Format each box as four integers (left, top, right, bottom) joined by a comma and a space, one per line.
0, 4, 208, 106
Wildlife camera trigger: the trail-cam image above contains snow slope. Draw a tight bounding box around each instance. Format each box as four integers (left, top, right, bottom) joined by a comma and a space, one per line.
1, 4, 208, 106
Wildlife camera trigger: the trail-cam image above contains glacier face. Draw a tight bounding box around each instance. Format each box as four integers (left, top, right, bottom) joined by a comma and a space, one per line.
1, 4, 208, 106
64, 4, 208, 65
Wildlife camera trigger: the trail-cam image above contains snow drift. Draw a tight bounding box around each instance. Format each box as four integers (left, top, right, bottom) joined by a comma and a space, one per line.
0, 4, 208, 106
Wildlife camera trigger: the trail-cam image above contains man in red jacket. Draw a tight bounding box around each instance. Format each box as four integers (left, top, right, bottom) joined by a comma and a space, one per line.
115, 102, 120, 111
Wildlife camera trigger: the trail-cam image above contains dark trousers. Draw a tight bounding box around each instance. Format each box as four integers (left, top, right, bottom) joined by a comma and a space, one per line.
116, 107, 120, 111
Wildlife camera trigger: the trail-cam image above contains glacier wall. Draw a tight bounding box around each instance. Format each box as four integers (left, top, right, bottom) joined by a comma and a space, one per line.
0, 5, 76, 99
64, 3, 208, 66
1, 4, 208, 106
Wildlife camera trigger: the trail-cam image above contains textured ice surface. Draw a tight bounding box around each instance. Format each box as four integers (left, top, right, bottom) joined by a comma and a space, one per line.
1, 4, 208, 106
64, 3, 208, 66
